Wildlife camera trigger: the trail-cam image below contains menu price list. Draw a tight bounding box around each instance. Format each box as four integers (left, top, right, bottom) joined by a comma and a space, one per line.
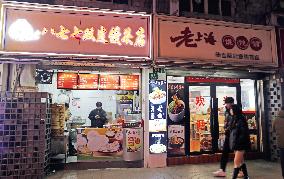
120, 75, 139, 90
78, 74, 99, 89
99, 75, 120, 90
57, 72, 78, 89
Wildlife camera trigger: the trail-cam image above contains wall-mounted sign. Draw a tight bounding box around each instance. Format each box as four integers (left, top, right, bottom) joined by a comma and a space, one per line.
149, 132, 167, 154
186, 77, 240, 83
155, 15, 277, 66
120, 75, 139, 90
167, 83, 185, 125
149, 80, 167, 154
57, 72, 78, 89
78, 74, 99, 90
3, 6, 150, 58
168, 125, 185, 155
99, 75, 120, 90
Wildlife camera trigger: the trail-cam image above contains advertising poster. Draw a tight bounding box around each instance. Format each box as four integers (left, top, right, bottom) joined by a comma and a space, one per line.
167, 83, 185, 125
125, 128, 142, 153
77, 128, 123, 160
149, 80, 167, 154
168, 125, 185, 155
149, 132, 167, 154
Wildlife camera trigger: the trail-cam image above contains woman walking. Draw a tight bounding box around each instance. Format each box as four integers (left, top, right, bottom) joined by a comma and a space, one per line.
229, 104, 250, 179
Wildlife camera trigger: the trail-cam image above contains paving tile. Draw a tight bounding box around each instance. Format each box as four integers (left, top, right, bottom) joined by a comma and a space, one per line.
47, 160, 282, 179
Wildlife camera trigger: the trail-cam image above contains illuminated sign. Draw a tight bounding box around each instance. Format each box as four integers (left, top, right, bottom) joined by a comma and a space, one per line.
3, 6, 150, 58
156, 15, 278, 66
57, 72, 78, 89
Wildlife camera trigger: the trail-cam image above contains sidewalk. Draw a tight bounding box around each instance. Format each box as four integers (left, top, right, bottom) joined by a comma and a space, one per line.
47, 160, 282, 179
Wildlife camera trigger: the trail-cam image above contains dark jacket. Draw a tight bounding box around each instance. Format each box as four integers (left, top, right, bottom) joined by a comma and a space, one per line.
88, 108, 107, 128
224, 109, 233, 137
229, 114, 251, 151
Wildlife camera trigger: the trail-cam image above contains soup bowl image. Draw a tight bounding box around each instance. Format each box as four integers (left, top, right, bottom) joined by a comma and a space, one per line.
168, 100, 185, 123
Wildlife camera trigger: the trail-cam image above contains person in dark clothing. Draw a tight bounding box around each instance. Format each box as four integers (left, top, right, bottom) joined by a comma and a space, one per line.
88, 102, 108, 128
229, 104, 250, 179
213, 97, 236, 177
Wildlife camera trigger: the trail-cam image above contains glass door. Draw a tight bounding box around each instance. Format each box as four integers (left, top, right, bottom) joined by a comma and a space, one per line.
188, 86, 212, 153
216, 86, 237, 151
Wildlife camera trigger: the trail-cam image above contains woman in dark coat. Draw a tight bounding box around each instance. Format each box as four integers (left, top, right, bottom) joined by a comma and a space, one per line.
229, 104, 250, 179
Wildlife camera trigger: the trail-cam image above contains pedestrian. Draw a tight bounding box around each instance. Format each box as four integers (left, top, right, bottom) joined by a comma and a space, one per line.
229, 104, 250, 179
88, 102, 108, 128
272, 109, 284, 178
213, 97, 239, 177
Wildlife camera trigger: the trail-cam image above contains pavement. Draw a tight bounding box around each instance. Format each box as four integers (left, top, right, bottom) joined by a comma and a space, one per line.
46, 160, 282, 179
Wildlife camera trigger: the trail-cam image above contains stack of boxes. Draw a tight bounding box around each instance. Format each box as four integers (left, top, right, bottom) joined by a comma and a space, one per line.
51, 104, 65, 137
0, 92, 51, 178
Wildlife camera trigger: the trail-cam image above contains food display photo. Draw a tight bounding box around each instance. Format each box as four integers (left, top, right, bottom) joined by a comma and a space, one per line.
167, 84, 186, 125
168, 125, 185, 155
77, 128, 123, 160
149, 132, 167, 154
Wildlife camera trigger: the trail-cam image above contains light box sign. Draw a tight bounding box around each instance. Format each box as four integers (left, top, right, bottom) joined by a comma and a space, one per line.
149, 80, 167, 154
3, 7, 150, 58
156, 16, 278, 66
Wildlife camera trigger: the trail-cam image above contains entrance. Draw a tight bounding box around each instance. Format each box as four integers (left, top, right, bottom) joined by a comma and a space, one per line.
186, 77, 241, 155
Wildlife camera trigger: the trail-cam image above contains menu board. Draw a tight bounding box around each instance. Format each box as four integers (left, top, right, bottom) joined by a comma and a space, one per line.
120, 75, 139, 90
57, 72, 78, 89
99, 75, 120, 90
78, 74, 99, 90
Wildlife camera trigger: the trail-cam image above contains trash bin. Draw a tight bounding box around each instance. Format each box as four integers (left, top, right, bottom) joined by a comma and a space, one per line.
123, 127, 143, 161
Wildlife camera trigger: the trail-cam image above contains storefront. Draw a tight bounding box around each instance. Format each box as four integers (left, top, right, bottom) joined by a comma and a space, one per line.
153, 15, 278, 165
0, 1, 151, 174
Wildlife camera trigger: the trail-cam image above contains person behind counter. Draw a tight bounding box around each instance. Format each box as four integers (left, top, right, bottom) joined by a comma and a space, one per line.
88, 102, 108, 128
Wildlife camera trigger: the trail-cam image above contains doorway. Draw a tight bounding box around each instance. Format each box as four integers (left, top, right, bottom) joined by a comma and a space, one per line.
186, 80, 241, 155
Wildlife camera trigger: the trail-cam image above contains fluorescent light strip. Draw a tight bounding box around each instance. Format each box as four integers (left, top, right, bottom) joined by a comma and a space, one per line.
0, 51, 151, 59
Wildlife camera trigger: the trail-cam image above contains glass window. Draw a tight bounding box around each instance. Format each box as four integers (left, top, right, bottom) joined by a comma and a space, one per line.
241, 79, 256, 111
113, 0, 128, 4
193, 0, 204, 13
189, 86, 212, 152
221, 0, 231, 16
179, 0, 191, 13
208, 0, 219, 15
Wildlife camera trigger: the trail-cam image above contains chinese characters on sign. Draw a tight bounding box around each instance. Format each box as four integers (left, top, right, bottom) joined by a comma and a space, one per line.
222, 35, 262, 51
57, 73, 78, 89
170, 27, 216, 48
125, 128, 142, 153
8, 19, 146, 48
195, 96, 205, 107
149, 80, 167, 154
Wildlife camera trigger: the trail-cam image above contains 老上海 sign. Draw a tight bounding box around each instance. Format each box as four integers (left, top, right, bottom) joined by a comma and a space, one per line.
155, 15, 278, 66
2, 5, 150, 58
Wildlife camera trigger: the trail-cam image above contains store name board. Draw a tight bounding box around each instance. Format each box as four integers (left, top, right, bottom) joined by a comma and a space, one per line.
186, 77, 240, 84
149, 80, 167, 154
157, 16, 277, 65
57, 72, 139, 90
3, 8, 150, 58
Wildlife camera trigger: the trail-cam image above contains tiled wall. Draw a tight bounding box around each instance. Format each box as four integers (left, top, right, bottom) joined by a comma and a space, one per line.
263, 75, 282, 161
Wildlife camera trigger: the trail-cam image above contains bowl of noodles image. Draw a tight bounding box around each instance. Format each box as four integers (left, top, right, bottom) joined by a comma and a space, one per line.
168, 95, 185, 122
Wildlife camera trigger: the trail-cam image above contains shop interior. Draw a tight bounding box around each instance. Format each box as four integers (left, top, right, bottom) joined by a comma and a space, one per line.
167, 76, 258, 156
36, 69, 143, 164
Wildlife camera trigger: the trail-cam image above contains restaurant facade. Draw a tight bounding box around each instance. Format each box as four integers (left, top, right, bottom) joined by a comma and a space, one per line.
0, 1, 281, 177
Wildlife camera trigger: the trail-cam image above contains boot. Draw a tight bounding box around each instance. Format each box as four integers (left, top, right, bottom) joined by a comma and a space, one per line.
232, 167, 241, 179
240, 163, 249, 179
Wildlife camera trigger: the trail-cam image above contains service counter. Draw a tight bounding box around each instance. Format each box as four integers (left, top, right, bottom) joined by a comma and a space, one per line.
76, 126, 143, 162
